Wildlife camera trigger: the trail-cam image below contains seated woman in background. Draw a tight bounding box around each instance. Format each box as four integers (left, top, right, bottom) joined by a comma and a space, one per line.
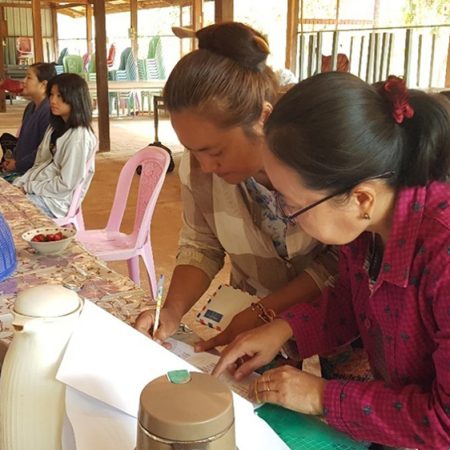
0, 62, 56, 182
213, 73, 450, 449
14, 73, 97, 219
135, 22, 338, 355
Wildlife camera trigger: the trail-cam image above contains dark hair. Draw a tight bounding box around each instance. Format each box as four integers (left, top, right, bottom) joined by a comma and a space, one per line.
265, 72, 450, 192
29, 62, 57, 82
47, 73, 93, 140
164, 22, 279, 133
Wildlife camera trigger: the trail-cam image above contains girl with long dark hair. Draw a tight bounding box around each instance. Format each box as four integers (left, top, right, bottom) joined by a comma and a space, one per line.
14, 73, 97, 218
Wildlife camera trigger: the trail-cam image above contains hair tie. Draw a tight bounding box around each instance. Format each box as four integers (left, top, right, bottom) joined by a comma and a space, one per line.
382, 75, 414, 124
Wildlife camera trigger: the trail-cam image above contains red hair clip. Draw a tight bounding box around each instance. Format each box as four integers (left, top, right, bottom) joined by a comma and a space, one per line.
382, 75, 414, 124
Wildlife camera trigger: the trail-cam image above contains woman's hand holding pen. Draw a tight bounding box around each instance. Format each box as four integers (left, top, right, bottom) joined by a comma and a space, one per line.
134, 306, 182, 341
212, 319, 293, 380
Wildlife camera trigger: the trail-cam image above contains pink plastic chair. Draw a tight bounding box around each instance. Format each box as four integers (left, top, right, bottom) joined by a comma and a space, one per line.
76, 146, 170, 296
53, 147, 98, 231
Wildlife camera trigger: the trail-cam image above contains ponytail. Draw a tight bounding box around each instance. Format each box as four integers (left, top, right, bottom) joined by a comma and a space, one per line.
399, 90, 450, 185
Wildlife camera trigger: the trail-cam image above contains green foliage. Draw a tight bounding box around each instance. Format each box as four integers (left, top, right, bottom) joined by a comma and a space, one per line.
402, 0, 450, 26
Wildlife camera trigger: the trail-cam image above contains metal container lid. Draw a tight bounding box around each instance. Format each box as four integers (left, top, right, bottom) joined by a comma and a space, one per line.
138, 371, 234, 442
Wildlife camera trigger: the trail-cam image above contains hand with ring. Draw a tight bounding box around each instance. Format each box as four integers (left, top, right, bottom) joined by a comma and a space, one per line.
212, 319, 293, 380
248, 365, 327, 416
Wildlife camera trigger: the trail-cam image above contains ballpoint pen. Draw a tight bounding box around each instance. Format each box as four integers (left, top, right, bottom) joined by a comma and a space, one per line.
152, 274, 165, 337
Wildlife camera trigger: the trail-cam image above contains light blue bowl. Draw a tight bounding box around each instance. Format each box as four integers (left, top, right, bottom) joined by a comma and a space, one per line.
0, 214, 16, 282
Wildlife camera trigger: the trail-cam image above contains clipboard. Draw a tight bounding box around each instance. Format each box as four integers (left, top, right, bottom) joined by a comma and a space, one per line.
196, 284, 258, 332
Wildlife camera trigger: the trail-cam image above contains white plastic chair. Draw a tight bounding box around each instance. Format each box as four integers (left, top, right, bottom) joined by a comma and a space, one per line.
53, 147, 98, 231
76, 146, 170, 297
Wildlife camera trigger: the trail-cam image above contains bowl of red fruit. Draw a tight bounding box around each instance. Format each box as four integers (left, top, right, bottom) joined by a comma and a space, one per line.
22, 226, 76, 255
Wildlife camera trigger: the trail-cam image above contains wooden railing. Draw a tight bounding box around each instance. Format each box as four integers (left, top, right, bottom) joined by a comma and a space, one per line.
297, 24, 450, 89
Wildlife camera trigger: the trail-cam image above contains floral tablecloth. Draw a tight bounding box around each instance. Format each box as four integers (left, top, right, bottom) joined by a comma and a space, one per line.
0, 179, 153, 341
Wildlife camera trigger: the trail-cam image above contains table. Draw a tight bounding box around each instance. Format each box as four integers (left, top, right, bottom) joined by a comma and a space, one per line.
0, 179, 152, 342
87, 80, 166, 117
87, 80, 165, 94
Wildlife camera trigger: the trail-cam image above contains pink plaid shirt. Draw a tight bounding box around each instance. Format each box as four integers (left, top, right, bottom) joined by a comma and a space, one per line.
283, 182, 450, 449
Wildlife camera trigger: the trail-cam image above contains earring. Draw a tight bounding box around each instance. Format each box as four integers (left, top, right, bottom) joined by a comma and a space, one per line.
362, 213, 370, 220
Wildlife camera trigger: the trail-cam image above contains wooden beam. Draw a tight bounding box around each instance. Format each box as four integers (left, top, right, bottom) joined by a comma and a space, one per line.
0, 2, 31, 8
93, 0, 110, 152
214, 0, 232, 23
191, 0, 202, 51
0, 7, 7, 112
51, 5, 59, 60
445, 35, 450, 88
31, 0, 44, 62
86, 3, 93, 55
299, 18, 373, 26
285, 0, 299, 73
130, 0, 138, 58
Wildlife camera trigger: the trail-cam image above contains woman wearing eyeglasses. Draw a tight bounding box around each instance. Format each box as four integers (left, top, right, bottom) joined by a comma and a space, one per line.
135, 22, 340, 361
213, 72, 450, 449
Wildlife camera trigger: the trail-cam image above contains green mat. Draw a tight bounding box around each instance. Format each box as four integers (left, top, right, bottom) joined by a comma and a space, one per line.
256, 404, 368, 450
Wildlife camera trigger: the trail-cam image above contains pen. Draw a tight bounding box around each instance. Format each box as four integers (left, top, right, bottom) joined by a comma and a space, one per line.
152, 274, 165, 337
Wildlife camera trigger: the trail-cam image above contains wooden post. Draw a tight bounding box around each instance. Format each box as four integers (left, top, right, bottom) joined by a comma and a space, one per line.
86, 3, 93, 56
50, 5, 59, 62
31, 0, 44, 62
445, 35, 450, 88
214, 0, 233, 23
0, 7, 6, 112
93, 0, 110, 152
130, 0, 138, 58
403, 28, 413, 86
285, 0, 299, 73
191, 0, 202, 51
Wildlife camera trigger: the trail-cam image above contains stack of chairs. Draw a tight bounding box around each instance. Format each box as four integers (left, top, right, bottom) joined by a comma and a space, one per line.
109, 47, 139, 116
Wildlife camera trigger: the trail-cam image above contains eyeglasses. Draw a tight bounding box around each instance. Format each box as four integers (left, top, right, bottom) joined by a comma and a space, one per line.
275, 171, 395, 225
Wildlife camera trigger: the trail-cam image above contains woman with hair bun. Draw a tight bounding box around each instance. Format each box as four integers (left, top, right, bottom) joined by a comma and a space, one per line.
214, 72, 450, 449
135, 22, 338, 355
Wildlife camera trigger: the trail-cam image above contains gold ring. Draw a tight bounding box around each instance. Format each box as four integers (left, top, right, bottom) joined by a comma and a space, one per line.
254, 383, 260, 403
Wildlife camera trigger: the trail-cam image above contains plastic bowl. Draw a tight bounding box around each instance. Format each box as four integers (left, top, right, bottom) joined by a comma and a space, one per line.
22, 226, 76, 256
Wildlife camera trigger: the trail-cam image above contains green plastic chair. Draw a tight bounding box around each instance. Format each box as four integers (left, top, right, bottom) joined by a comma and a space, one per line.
63, 55, 87, 79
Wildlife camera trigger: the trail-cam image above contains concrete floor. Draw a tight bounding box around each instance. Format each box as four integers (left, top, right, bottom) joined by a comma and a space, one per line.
0, 100, 228, 334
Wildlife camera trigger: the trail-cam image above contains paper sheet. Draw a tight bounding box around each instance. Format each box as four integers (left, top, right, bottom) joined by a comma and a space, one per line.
57, 300, 289, 450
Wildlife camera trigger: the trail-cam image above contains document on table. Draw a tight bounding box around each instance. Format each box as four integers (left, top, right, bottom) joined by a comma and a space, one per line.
57, 300, 289, 450
166, 336, 260, 406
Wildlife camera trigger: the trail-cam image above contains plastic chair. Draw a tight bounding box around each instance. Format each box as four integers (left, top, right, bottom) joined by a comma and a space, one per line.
110, 48, 139, 115
53, 147, 97, 231
107, 44, 116, 68
16, 37, 33, 65
63, 55, 86, 78
54, 48, 69, 74
76, 146, 170, 296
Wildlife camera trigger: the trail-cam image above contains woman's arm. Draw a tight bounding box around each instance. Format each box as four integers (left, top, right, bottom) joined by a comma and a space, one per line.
24, 128, 93, 196
197, 244, 339, 352
135, 153, 226, 340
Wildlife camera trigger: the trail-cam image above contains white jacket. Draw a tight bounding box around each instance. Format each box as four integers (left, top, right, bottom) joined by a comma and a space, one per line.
14, 126, 97, 218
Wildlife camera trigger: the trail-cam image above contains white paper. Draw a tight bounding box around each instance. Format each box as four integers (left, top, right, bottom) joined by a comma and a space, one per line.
57, 300, 289, 450
65, 387, 136, 450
